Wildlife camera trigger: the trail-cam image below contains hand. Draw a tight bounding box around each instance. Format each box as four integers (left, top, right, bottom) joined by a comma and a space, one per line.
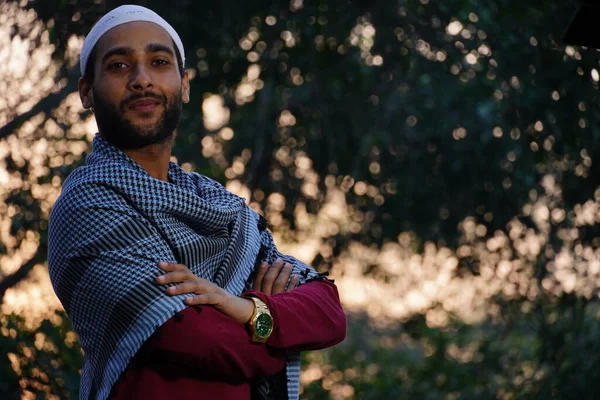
253, 258, 300, 295
156, 262, 254, 324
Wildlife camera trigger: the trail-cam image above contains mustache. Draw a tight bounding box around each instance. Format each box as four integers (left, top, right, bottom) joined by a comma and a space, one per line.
121, 91, 167, 110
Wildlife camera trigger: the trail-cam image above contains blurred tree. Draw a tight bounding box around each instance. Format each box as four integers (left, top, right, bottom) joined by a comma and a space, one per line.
5, 0, 600, 399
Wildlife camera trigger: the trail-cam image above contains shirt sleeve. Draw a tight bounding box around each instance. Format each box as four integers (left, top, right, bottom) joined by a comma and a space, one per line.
139, 305, 286, 380
243, 279, 347, 352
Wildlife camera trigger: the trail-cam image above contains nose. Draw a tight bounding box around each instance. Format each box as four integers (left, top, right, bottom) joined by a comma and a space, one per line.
127, 64, 153, 91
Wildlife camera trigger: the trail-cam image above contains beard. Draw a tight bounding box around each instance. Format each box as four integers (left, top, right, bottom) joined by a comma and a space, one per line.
92, 88, 182, 150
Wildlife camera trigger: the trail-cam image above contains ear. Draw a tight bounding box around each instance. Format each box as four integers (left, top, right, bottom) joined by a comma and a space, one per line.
181, 71, 190, 103
79, 77, 94, 110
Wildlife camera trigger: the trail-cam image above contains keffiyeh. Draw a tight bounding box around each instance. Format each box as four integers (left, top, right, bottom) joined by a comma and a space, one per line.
48, 134, 319, 400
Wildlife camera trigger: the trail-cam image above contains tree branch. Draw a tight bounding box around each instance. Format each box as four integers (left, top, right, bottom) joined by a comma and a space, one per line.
246, 78, 273, 184
0, 241, 47, 303
0, 69, 79, 141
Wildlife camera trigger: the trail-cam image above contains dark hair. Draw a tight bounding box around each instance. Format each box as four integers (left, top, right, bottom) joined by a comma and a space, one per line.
83, 38, 185, 82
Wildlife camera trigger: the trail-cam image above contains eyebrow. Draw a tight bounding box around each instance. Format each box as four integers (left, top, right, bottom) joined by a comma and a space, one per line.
145, 43, 175, 58
101, 43, 175, 64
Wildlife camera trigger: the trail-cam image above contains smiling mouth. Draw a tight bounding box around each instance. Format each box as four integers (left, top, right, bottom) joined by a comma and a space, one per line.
128, 98, 161, 112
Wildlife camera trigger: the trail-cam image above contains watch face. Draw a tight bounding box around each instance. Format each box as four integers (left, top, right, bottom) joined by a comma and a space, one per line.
255, 313, 273, 338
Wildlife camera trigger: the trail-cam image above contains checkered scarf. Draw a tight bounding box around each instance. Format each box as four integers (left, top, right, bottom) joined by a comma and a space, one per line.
48, 134, 319, 400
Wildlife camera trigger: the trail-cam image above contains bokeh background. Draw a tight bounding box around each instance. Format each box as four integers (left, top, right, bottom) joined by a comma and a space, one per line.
1, 0, 599, 399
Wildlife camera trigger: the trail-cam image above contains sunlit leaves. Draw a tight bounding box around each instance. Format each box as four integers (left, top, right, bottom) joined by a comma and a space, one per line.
3, 0, 600, 398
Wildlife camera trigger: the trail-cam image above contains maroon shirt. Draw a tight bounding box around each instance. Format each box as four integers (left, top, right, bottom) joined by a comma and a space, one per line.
110, 279, 346, 399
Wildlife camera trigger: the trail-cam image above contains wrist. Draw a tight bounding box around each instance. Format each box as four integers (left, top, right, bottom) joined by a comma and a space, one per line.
236, 296, 255, 324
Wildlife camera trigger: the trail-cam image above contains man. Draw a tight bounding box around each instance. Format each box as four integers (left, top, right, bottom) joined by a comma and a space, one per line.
48, 5, 346, 400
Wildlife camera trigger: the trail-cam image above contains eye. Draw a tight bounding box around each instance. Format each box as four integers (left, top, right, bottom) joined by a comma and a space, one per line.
153, 59, 170, 66
107, 61, 128, 70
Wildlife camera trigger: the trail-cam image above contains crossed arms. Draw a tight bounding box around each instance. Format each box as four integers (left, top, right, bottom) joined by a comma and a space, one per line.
143, 260, 346, 379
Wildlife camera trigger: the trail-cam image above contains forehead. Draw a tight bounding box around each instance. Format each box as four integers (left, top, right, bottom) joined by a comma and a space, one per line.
94, 21, 175, 57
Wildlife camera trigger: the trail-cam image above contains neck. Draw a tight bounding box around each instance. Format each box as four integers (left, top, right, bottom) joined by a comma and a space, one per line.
122, 139, 173, 182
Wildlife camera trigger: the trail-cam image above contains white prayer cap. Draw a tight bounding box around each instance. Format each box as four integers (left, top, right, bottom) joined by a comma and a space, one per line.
79, 5, 185, 76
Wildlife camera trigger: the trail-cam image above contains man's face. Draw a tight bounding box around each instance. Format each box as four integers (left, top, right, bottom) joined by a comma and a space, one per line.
80, 21, 189, 149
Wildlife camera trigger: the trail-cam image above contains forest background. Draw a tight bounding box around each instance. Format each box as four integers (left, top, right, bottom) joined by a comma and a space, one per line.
1, 0, 598, 399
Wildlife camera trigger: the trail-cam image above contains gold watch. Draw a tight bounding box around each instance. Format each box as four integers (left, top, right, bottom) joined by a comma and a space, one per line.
245, 296, 274, 343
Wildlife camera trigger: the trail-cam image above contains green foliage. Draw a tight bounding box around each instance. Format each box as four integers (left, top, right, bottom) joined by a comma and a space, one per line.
4, 0, 600, 398
0, 312, 82, 399
303, 306, 600, 400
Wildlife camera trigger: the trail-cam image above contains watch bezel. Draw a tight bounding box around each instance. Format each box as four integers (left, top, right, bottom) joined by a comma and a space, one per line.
247, 296, 274, 342
253, 312, 274, 339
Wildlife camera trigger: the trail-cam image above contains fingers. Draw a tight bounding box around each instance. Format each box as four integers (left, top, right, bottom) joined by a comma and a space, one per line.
183, 291, 230, 308
183, 292, 221, 306
253, 262, 269, 291
286, 275, 300, 292
156, 262, 195, 285
158, 262, 189, 272
156, 262, 215, 296
254, 259, 301, 295
158, 260, 301, 300
272, 263, 293, 294
260, 259, 284, 295
156, 270, 195, 285
165, 280, 211, 296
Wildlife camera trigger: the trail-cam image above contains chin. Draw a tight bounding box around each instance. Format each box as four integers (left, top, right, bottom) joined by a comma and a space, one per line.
127, 110, 162, 121
126, 114, 162, 130
134, 120, 159, 131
